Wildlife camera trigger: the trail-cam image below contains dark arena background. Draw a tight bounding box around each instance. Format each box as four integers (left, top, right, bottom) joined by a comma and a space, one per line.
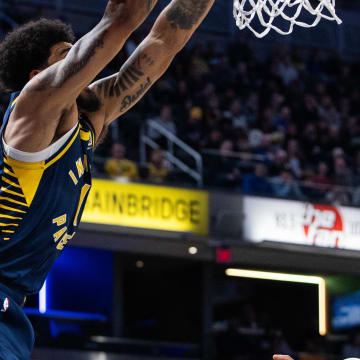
2, 0, 360, 359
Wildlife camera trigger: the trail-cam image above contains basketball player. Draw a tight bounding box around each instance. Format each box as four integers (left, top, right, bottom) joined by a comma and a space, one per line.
0, 0, 215, 358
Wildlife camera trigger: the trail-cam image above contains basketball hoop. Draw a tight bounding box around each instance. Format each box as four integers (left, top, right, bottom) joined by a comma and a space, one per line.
233, 0, 342, 38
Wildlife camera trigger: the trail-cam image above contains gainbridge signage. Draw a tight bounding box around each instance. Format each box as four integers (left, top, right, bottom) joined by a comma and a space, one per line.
82, 179, 209, 235
244, 196, 360, 251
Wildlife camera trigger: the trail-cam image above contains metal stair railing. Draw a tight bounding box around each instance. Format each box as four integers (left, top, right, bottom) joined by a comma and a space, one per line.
140, 120, 203, 188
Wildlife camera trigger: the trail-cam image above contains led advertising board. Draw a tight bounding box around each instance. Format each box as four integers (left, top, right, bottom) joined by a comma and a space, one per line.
83, 180, 209, 235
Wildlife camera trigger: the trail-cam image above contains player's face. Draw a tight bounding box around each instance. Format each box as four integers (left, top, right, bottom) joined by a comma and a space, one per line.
47, 42, 73, 66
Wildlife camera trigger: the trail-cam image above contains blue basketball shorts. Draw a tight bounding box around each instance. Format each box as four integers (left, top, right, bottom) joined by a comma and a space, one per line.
0, 286, 34, 360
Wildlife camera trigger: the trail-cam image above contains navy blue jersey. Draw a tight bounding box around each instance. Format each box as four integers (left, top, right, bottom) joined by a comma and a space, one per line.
0, 92, 95, 296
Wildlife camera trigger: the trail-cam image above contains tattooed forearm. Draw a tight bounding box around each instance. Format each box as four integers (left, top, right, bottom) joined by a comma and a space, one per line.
27, 32, 108, 92
166, 0, 210, 30
120, 77, 152, 112
95, 53, 154, 99
96, 64, 144, 99
58, 33, 107, 87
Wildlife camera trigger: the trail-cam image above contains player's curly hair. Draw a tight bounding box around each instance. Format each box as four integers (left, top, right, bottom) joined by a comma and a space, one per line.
0, 18, 75, 92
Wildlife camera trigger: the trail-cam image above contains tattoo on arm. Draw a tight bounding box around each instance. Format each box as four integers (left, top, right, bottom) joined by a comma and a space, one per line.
28, 32, 107, 92
119, 77, 152, 112
96, 64, 143, 99
96, 53, 154, 100
166, 0, 210, 30
59, 32, 107, 86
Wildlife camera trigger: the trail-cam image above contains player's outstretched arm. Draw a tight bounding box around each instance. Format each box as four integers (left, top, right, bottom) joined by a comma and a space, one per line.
88, 0, 215, 137
26, 0, 158, 102
10, 0, 158, 146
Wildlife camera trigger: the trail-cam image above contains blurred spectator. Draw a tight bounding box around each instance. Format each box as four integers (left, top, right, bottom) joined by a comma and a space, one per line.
274, 105, 292, 132
308, 161, 332, 191
287, 139, 303, 178
243, 92, 259, 125
271, 167, 306, 200
147, 104, 177, 141
278, 55, 299, 86
202, 129, 223, 150
269, 149, 288, 177
242, 163, 272, 196
332, 153, 353, 187
209, 140, 241, 188
182, 106, 204, 149
223, 98, 248, 130
326, 186, 351, 205
105, 143, 138, 181
147, 149, 170, 184
318, 95, 341, 126
301, 123, 320, 164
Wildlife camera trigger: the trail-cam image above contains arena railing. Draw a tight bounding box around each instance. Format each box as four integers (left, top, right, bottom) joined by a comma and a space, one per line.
140, 120, 204, 188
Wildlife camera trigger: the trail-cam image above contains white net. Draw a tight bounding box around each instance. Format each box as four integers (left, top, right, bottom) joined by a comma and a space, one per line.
233, 0, 342, 38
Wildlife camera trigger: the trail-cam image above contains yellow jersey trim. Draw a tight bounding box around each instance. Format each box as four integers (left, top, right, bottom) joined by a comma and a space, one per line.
80, 130, 90, 142
1, 187, 25, 198
0, 204, 26, 213
2, 176, 21, 188
2, 125, 79, 170
45, 126, 80, 169
4, 167, 16, 177
0, 214, 22, 220
80, 118, 96, 146
0, 196, 27, 207
4, 156, 45, 170
73, 184, 91, 226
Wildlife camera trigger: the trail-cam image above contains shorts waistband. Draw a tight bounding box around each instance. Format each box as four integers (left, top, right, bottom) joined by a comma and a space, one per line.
0, 282, 26, 306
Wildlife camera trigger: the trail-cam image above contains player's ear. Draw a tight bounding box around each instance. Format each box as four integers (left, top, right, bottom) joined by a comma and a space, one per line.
29, 69, 41, 80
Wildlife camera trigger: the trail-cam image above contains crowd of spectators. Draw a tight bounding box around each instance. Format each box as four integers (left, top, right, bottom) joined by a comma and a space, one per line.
101, 35, 360, 206
104, 143, 171, 184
